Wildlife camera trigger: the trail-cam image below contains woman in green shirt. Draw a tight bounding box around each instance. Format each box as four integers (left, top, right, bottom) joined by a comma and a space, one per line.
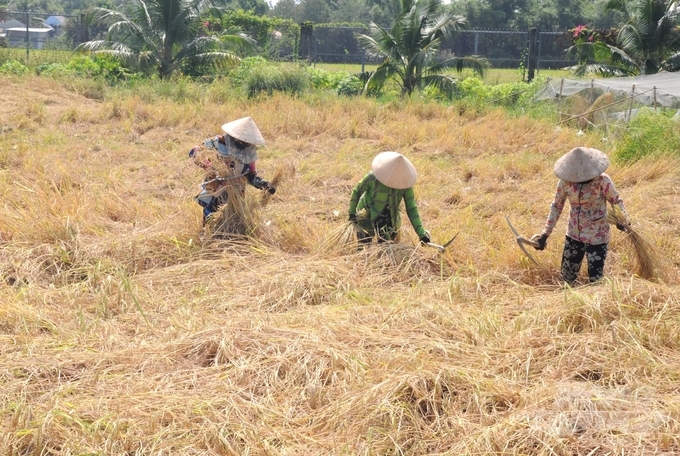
348, 151, 430, 246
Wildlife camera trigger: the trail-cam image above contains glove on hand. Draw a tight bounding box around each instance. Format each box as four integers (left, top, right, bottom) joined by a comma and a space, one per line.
348, 213, 357, 223
267, 186, 276, 195
420, 234, 431, 245
616, 222, 628, 232
534, 234, 548, 251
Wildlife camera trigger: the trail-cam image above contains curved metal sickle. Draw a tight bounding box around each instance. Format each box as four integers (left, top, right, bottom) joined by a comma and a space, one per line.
426, 232, 459, 253
505, 215, 548, 270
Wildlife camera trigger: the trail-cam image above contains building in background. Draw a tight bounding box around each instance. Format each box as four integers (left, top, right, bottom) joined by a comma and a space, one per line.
6, 26, 54, 49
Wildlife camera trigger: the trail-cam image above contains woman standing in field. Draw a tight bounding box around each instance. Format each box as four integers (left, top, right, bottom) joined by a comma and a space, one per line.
348, 151, 430, 246
533, 147, 630, 285
189, 117, 276, 225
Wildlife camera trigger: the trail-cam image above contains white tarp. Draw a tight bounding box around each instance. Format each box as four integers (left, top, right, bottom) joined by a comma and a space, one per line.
536, 72, 680, 107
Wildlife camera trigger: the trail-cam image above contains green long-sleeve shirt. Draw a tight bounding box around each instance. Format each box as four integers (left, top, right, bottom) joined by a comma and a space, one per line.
348, 172, 427, 239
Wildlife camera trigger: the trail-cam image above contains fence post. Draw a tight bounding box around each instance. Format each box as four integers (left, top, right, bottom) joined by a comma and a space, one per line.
298, 22, 313, 61
474, 31, 479, 54
627, 83, 636, 124
25, 11, 30, 62
527, 27, 537, 82
80, 13, 88, 44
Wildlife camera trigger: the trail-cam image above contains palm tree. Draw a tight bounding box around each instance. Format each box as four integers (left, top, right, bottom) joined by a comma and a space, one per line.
356, 0, 488, 96
568, 0, 680, 76
78, 0, 255, 79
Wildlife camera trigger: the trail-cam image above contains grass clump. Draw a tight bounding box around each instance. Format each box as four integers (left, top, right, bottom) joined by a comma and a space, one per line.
613, 108, 680, 162
233, 57, 310, 97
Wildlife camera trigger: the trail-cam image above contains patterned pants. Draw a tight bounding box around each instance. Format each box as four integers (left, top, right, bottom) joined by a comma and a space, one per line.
561, 236, 608, 284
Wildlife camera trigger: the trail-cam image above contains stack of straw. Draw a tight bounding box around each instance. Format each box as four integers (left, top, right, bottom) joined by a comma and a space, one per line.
607, 205, 667, 281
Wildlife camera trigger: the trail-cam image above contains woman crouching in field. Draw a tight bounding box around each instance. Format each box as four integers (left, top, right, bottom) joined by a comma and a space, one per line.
533, 147, 631, 285
189, 117, 276, 226
348, 151, 430, 246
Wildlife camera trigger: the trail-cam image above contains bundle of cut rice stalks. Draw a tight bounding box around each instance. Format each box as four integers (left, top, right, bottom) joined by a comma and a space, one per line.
260, 165, 289, 207
315, 220, 359, 256
205, 182, 261, 240
607, 205, 668, 282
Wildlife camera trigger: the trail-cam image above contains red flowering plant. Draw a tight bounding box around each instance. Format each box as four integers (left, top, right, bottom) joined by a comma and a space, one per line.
569, 25, 598, 44
565, 25, 619, 67
566, 25, 617, 47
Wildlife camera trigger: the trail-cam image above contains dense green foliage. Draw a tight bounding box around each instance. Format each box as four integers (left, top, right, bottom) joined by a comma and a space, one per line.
567, 0, 680, 76
4, 0, 631, 32
202, 10, 299, 59
78, 0, 255, 79
358, 0, 488, 96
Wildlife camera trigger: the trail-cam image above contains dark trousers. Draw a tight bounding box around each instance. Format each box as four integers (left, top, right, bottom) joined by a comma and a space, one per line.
561, 236, 608, 284
357, 208, 394, 244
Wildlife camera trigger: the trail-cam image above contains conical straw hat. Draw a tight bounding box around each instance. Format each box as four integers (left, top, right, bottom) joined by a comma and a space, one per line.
371, 151, 417, 189
221, 117, 265, 145
554, 147, 609, 182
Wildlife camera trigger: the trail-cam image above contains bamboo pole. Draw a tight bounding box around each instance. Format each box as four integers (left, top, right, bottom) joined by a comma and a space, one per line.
627, 83, 636, 124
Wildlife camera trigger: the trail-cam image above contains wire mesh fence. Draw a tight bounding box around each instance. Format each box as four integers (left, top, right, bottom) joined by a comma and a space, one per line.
0, 10, 578, 72
309, 27, 578, 70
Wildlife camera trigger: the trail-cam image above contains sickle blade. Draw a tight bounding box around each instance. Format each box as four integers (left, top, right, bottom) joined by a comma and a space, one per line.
505, 215, 548, 270
441, 232, 458, 249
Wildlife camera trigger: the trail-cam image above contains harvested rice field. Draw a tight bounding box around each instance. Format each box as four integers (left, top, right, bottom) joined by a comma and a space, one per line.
1, 76, 680, 455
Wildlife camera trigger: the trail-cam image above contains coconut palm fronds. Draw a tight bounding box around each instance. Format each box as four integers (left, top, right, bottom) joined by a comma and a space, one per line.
607, 206, 667, 282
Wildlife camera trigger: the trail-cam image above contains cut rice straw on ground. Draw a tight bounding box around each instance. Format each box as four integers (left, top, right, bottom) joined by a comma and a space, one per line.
316, 221, 357, 256
607, 205, 668, 282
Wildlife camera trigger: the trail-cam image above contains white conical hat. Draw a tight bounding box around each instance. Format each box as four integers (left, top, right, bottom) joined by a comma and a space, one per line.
554, 147, 609, 182
221, 117, 265, 145
371, 151, 417, 189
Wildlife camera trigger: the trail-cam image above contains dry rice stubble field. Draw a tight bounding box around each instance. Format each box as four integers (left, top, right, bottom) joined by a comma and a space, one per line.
1, 76, 680, 454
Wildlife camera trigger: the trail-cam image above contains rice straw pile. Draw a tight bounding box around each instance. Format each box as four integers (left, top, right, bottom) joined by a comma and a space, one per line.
315, 220, 358, 256
607, 205, 667, 282
205, 183, 261, 240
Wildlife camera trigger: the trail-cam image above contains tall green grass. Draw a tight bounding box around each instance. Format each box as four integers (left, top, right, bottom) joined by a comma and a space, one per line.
614, 108, 680, 162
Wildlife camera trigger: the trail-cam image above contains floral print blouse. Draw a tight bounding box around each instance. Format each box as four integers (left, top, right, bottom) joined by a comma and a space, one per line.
541, 173, 628, 245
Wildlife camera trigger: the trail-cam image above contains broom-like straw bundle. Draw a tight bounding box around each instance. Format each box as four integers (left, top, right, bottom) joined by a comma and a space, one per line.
260, 166, 284, 207
606, 205, 667, 281
205, 182, 261, 239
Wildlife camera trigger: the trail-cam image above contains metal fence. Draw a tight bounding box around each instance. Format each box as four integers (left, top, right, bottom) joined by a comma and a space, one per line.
309, 26, 577, 70
1, 12, 577, 72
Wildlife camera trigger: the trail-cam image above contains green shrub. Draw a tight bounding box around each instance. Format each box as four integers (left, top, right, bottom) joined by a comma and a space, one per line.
454, 77, 540, 106
307, 67, 362, 96
613, 109, 680, 162
241, 61, 310, 97
0, 60, 29, 75
35, 62, 73, 77
230, 56, 269, 86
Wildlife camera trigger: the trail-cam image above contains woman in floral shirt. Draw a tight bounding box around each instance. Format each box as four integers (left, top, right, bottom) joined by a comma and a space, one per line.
534, 147, 630, 284
349, 151, 430, 246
